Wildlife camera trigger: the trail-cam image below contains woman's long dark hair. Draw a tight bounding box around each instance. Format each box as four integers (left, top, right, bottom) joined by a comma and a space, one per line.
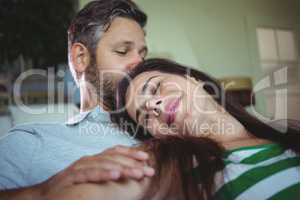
140, 136, 225, 200
111, 58, 300, 199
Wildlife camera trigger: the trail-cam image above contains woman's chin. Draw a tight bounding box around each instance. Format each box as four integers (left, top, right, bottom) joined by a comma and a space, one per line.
154, 129, 180, 138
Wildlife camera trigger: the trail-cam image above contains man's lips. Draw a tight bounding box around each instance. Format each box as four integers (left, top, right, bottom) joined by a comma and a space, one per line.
165, 97, 181, 126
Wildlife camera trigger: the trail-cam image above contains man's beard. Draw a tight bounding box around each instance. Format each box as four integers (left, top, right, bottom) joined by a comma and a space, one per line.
101, 75, 116, 110
85, 61, 118, 111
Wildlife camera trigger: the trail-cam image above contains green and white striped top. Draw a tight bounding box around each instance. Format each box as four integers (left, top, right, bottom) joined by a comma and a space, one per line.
214, 143, 300, 200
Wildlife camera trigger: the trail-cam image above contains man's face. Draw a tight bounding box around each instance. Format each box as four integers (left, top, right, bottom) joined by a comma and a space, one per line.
87, 17, 147, 109
96, 17, 147, 81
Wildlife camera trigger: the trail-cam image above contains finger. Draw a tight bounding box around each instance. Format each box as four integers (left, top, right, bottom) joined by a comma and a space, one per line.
102, 154, 146, 169
105, 145, 149, 161
91, 158, 154, 178
72, 159, 124, 172
121, 168, 144, 180
120, 166, 155, 179
73, 169, 121, 184
70, 162, 153, 182
71, 158, 149, 178
142, 166, 155, 177
76, 162, 146, 180
101, 155, 155, 177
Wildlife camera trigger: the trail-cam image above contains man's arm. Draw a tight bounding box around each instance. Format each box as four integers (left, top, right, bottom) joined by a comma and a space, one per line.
0, 185, 43, 200
0, 145, 155, 200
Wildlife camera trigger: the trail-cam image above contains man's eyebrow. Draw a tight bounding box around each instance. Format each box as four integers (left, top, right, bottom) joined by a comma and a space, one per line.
135, 75, 160, 122
113, 41, 133, 47
113, 41, 147, 51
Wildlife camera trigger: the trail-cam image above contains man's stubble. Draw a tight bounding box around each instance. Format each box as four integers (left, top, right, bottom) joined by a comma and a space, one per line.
85, 59, 117, 111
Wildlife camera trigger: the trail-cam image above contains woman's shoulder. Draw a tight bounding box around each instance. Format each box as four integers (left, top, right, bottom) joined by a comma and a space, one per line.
223, 142, 298, 164
215, 143, 300, 200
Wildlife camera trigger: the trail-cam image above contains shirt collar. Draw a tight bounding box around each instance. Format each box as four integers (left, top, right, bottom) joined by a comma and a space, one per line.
65, 106, 111, 126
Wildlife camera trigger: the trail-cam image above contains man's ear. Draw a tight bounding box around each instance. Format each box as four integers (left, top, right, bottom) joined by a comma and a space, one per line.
70, 43, 91, 74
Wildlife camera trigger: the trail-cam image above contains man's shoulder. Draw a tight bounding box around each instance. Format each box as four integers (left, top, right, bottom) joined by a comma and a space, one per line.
0, 123, 66, 156
2, 122, 66, 138
11, 122, 65, 130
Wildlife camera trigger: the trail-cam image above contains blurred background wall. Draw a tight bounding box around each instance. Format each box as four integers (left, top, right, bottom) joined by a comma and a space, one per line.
0, 0, 80, 135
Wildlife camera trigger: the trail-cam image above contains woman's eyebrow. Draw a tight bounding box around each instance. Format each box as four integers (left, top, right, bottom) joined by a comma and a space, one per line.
141, 75, 160, 94
136, 75, 160, 122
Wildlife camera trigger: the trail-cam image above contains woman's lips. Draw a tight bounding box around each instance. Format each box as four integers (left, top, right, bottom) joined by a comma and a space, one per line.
165, 97, 181, 126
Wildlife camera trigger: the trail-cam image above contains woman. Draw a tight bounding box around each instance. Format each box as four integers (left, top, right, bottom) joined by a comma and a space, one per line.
52, 58, 300, 200
112, 58, 300, 199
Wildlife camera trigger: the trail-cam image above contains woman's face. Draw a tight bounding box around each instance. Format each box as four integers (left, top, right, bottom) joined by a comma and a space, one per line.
125, 70, 216, 137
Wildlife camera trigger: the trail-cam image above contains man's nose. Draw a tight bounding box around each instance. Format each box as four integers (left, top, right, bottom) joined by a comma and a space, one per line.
145, 97, 163, 116
126, 53, 143, 70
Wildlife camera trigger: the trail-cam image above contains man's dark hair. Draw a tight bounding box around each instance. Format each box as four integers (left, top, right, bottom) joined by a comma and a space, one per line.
68, 0, 147, 55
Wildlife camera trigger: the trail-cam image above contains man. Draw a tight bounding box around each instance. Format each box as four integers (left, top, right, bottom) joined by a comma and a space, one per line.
0, 0, 154, 199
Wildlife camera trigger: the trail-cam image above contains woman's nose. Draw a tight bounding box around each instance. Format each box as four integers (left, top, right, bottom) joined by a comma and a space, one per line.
145, 98, 163, 117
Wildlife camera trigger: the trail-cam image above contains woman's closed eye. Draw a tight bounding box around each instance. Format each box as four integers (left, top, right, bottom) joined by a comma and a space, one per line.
150, 81, 161, 95
140, 82, 161, 125
154, 81, 161, 94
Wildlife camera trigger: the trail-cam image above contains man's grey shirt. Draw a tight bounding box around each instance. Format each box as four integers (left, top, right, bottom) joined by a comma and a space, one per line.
0, 107, 138, 189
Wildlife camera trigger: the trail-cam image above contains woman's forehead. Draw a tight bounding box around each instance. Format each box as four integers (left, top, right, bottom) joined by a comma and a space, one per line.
126, 71, 163, 98
131, 70, 184, 86
134, 71, 165, 82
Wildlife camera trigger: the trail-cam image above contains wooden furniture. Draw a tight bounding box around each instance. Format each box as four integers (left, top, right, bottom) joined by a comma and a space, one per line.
219, 77, 254, 107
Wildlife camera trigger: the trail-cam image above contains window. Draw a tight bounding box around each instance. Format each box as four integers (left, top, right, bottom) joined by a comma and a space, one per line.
256, 28, 299, 82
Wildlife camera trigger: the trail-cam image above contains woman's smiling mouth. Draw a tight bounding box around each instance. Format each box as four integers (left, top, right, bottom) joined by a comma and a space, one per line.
165, 97, 181, 126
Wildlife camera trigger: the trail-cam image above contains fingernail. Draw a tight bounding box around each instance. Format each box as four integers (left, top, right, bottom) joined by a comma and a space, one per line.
131, 169, 143, 178
143, 166, 155, 176
136, 151, 149, 159
110, 171, 121, 179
